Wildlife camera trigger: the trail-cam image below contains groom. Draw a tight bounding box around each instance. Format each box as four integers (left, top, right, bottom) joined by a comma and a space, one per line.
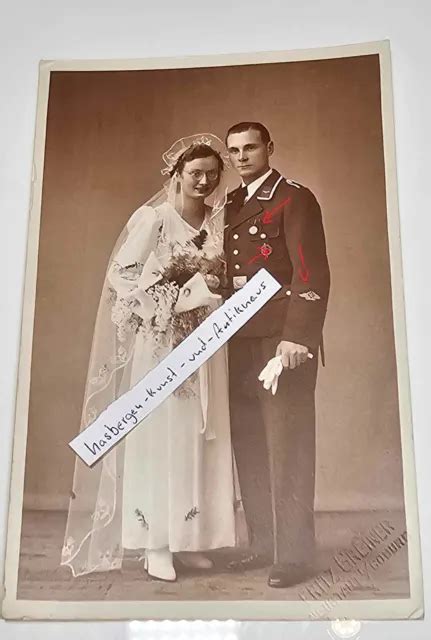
224, 122, 330, 588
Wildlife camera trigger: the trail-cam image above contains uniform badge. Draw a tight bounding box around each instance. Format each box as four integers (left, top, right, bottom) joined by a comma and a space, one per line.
233, 275, 247, 289
260, 186, 272, 197
247, 242, 273, 265
299, 290, 320, 301
260, 243, 273, 259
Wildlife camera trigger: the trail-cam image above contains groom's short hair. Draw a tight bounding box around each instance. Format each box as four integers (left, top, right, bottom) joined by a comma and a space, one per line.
225, 122, 271, 145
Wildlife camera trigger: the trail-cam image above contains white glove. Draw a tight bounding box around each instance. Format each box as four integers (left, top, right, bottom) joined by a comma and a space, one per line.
258, 355, 284, 395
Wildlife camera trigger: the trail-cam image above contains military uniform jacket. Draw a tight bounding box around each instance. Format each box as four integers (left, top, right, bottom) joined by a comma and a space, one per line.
225, 169, 330, 351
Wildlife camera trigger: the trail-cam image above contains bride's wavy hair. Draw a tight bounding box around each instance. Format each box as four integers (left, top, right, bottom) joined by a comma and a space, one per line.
169, 143, 225, 178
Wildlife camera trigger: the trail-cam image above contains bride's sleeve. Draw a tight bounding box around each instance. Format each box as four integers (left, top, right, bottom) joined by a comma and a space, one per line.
107, 205, 161, 298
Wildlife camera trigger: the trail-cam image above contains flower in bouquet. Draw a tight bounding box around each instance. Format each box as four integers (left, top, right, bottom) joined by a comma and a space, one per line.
111, 295, 140, 342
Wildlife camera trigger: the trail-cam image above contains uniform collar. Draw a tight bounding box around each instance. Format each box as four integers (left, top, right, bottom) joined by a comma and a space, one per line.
228, 169, 282, 228
241, 168, 273, 201
254, 169, 284, 200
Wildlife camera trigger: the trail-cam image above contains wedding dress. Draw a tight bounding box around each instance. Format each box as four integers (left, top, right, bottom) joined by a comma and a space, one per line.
118, 201, 236, 553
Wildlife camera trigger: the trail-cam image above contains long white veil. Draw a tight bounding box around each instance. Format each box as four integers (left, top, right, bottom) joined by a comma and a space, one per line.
61, 134, 232, 576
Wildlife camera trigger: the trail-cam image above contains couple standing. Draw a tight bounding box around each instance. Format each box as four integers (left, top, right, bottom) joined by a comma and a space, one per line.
62, 122, 330, 590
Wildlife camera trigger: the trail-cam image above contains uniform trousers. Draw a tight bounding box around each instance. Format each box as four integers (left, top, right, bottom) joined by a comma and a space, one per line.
229, 336, 318, 565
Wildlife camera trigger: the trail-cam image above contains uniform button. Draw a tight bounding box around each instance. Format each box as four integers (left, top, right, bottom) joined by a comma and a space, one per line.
234, 264, 241, 270
233, 249, 239, 255
286, 290, 292, 296
233, 233, 239, 240
260, 233, 267, 239
248, 225, 258, 235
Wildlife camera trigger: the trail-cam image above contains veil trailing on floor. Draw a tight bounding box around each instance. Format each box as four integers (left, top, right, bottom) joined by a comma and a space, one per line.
61, 134, 233, 576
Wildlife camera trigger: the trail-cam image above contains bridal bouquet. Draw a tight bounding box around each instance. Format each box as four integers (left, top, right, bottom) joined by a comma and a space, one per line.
109, 230, 226, 349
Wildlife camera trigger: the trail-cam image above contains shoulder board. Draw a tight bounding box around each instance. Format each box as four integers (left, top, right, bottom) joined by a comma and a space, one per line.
285, 178, 301, 189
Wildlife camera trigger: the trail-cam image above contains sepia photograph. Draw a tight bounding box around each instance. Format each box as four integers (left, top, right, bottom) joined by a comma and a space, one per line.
2, 41, 423, 620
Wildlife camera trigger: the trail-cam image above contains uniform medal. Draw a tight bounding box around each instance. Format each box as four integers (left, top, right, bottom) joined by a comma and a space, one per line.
260, 243, 273, 259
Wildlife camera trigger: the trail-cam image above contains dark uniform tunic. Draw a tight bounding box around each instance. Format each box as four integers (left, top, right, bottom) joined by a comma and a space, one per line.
225, 169, 330, 565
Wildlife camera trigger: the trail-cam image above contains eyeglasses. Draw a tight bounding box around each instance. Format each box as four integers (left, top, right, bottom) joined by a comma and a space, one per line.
184, 169, 220, 182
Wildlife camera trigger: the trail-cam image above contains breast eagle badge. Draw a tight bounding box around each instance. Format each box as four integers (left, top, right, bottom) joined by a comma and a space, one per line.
299, 290, 321, 302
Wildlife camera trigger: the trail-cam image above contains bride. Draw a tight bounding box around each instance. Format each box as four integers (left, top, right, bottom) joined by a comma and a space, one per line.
61, 134, 239, 582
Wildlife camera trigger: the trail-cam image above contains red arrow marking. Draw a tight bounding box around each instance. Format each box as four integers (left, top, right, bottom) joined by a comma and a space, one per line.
248, 253, 262, 265
298, 242, 310, 282
262, 197, 291, 224
247, 243, 273, 265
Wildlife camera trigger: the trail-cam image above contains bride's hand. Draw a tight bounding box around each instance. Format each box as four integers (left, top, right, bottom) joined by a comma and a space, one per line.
174, 273, 221, 313
203, 274, 220, 290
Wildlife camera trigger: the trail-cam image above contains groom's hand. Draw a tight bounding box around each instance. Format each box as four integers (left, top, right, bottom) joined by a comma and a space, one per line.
276, 340, 309, 369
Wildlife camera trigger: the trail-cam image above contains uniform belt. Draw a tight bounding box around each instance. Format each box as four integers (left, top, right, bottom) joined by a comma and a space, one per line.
222, 279, 292, 298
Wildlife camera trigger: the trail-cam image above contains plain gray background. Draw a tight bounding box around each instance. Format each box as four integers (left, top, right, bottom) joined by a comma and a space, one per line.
1, 0, 430, 638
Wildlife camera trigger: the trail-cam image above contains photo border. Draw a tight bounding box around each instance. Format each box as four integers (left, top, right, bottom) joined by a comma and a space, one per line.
1, 39, 424, 621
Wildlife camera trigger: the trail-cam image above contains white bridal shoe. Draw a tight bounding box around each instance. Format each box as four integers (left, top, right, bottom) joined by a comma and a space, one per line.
144, 548, 177, 582
175, 551, 214, 570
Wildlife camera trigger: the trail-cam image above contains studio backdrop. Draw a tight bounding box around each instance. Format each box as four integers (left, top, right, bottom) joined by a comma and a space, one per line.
23, 54, 403, 514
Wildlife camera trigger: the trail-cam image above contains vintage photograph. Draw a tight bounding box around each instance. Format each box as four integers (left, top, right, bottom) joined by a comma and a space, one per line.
2, 42, 423, 620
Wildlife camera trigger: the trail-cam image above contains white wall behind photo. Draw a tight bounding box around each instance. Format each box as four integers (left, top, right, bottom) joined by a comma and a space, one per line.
1, 0, 430, 638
